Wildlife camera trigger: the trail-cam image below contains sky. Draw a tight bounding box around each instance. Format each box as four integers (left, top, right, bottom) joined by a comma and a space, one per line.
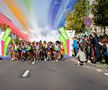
0, 0, 77, 41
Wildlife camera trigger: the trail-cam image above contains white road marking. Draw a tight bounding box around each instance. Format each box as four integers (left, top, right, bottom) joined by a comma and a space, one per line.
22, 70, 30, 77
104, 73, 108, 76
96, 69, 102, 72
32, 61, 35, 65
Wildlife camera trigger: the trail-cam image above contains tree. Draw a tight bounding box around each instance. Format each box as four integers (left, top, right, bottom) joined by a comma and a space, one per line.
66, 0, 86, 34
92, 0, 108, 34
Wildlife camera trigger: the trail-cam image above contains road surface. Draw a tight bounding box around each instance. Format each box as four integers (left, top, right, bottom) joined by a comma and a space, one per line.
0, 60, 108, 90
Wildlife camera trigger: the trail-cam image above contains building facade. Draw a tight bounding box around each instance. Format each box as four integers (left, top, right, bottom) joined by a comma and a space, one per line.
89, 0, 108, 35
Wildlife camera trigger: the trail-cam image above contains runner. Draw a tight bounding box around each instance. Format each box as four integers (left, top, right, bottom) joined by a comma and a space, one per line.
9, 43, 15, 61
43, 41, 48, 61
48, 42, 55, 61
14, 43, 19, 61
18, 42, 22, 61
31, 42, 36, 61
35, 42, 40, 60
39, 41, 44, 61
60, 42, 64, 60
54, 42, 60, 61
26, 42, 32, 61
21, 42, 26, 61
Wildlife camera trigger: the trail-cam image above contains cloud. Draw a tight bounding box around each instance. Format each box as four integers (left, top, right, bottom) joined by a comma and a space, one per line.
29, 26, 59, 42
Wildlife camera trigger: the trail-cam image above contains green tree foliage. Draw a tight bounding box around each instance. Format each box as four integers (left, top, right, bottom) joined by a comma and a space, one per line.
92, 0, 108, 34
66, 0, 86, 33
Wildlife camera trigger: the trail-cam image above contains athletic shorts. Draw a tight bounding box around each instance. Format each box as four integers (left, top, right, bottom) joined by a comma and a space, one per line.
22, 50, 26, 53
14, 50, 18, 52
27, 50, 32, 52
55, 50, 59, 52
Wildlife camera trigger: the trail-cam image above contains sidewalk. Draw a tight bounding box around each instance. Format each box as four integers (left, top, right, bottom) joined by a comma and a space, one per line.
87, 61, 108, 69
69, 57, 108, 69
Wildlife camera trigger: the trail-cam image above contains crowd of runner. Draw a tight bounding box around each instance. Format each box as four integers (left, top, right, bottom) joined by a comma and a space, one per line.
9, 41, 64, 62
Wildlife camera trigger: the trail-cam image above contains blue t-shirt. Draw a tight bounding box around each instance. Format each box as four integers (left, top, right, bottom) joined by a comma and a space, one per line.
73, 40, 79, 49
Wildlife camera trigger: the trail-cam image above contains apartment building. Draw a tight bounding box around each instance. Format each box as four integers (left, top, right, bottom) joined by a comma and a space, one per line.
89, 0, 108, 35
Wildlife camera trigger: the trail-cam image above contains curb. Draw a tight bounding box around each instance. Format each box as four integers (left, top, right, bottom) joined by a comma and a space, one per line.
87, 62, 108, 69
69, 58, 108, 69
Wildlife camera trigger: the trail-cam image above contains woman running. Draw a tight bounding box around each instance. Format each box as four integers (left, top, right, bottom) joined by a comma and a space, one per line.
35, 42, 40, 60
14, 43, 19, 61
43, 41, 48, 61
18, 43, 22, 61
32, 42, 36, 61
54, 42, 60, 61
26, 42, 32, 61
60, 42, 64, 60
9, 43, 15, 61
39, 41, 44, 61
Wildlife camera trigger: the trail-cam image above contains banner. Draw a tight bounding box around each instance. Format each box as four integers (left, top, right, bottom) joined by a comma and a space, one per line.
0, 41, 2, 56
2, 28, 11, 42
1, 40, 4, 56
59, 35, 67, 54
59, 27, 69, 40
66, 40, 73, 56
4, 36, 11, 56
66, 30, 75, 40
0, 40, 4, 56
66, 30, 75, 56
0, 32, 4, 40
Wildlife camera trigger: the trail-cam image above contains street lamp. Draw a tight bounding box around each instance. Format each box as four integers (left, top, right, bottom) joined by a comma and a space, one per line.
86, 0, 89, 17
86, 0, 90, 36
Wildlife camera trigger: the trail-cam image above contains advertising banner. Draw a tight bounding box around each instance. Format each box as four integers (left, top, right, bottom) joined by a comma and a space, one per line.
59, 27, 69, 40
66, 30, 75, 56
2, 28, 11, 42
4, 36, 11, 56
0, 40, 4, 56
66, 30, 75, 40
0, 41, 2, 56
66, 40, 73, 56
2, 40, 4, 56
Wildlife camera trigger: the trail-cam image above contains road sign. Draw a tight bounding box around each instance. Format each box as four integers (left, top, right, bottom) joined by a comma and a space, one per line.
84, 17, 92, 26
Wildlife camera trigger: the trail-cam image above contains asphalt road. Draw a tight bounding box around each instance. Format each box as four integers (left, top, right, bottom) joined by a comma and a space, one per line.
0, 60, 108, 90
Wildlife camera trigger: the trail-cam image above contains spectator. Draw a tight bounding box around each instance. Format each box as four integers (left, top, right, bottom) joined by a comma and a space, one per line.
92, 32, 100, 63
89, 35, 95, 63
80, 36, 88, 59
76, 47, 86, 66
72, 37, 79, 57
102, 39, 108, 65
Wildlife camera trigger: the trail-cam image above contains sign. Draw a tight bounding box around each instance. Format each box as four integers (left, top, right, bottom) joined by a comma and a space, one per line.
0, 32, 4, 40
66, 30, 75, 40
4, 36, 11, 56
66, 30, 75, 56
84, 17, 92, 26
2, 28, 11, 42
66, 40, 73, 56
59, 27, 69, 40
0, 40, 4, 56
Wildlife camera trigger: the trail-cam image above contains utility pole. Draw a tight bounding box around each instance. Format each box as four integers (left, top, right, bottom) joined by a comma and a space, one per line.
86, 0, 90, 36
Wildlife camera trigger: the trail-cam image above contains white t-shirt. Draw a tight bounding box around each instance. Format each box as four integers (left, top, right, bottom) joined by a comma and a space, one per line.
76, 50, 86, 62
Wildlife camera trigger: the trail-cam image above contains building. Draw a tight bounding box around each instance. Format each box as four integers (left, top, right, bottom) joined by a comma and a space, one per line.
89, 0, 108, 35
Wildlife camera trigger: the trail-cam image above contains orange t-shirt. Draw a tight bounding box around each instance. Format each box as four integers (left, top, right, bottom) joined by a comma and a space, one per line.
60, 46, 64, 55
